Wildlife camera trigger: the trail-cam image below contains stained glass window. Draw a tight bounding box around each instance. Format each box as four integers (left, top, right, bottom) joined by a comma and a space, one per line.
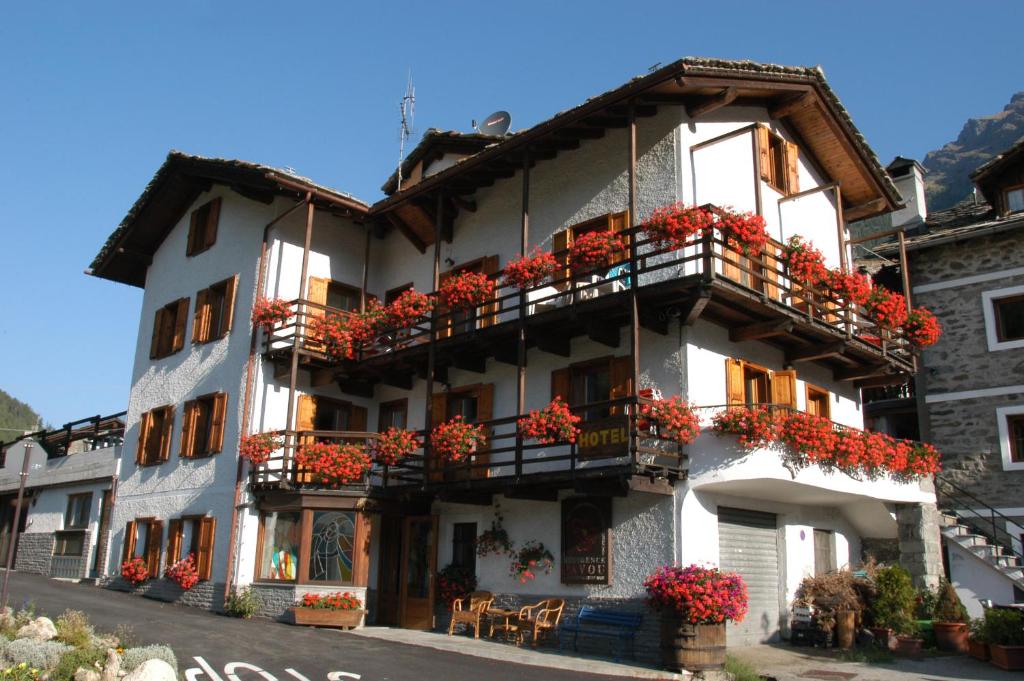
309, 511, 356, 583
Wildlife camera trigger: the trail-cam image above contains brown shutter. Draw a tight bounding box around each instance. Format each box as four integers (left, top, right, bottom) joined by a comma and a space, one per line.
552, 229, 573, 291
150, 308, 165, 359
763, 242, 781, 301
196, 516, 216, 580
771, 370, 798, 410
166, 519, 183, 568
726, 358, 745, 406
609, 355, 633, 416
172, 298, 189, 352
428, 393, 448, 482
349, 404, 368, 433
122, 520, 137, 562
209, 393, 227, 453
757, 126, 771, 182
187, 210, 200, 256
204, 197, 221, 249
192, 288, 210, 343
435, 270, 454, 340
608, 211, 631, 265
352, 513, 371, 587
473, 384, 495, 479
551, 368, 572, 404
479, 256, 499, 328
306, 277, 329, 351
295, 395, 316, 485
180, 401, 197, 458
159, 407, 174, 462
784, 141, 800, 194
145, 520, 163, 577
137, 412, 153, 464
221, 275, 238, 337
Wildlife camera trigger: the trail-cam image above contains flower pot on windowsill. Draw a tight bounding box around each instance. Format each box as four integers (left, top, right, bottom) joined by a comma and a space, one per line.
894, 635, 923, 657
989, 644, 1024, 671
290, 607, 365, 630
967, 638, 989, 661
933, 621, 969, 654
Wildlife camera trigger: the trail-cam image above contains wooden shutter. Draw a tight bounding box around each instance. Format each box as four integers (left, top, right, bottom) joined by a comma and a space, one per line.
137, 412, 153, 464
295, 395, 316, 484
725, 358, 745, 405
609, 355, 634, 416
159, 407, 174, 462
209, 393, 227, 453
551, 368, 572, 403
187, 210, 199, 256
192, 289, 210, 343
771, 370, 798, 410
349, 404, 368, 432
306, 277, 329, 351
763, 242, 781, 301
122, 520, 137, 562
166, 519, 183, 568
204, 197, 221, 249
784, 141, 800, 194
479, 256, 499, 328
473, 384, 494, 479
172, 298, 189, 352
179, 401, 197, 458
221, 275, 238, 337
150, 309, 165, 359
608, 211, 631, 265
428, 393, 448, 482
552, 229, 573, 291
145, 520, 163, 577
196, 516, 216, 580
757, 126, 771, 182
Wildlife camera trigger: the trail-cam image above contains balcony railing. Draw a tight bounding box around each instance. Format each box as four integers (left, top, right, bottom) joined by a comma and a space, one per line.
263, 221, 912, 366
1, 411, 126, 462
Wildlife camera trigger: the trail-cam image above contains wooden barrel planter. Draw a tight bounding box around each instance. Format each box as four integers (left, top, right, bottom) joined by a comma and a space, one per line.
659, 615, 726, 672
835, 610, 856, 650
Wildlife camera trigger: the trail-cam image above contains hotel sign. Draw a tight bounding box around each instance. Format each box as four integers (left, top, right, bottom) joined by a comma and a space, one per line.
561, 497, 611, 584
576, 415, 630, 460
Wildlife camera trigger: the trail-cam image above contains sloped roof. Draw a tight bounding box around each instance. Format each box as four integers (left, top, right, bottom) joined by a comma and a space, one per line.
873, 199, 1024, 255
381, 129, 505, 194
970, 135, 1024, 182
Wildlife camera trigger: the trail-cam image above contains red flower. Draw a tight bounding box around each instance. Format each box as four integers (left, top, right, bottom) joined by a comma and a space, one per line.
641, 396, 702, 445
644, 564, 748, 624
826, 270, 872, 307
295, 442, 372, 486
384, 289, 435, 329
711, 406, 781, 450
866, 288, 908, 330
373, 427, 420, 466
509, 541, 554, 582
781, 236, 828, 287
251, 297, 294, 331
439, 271, 496, 311
643, 203, 715, 251
166, 553, 200, 590
120, 557, 149, 585
239, 433, 281, 465
517, 397, 581, 444
569, 231, 627, 273
903, 307, 941, 348
502, 248, 558, 289
715, 208, 769, 255
297, 591, 363, 610
430, 416, 487, 463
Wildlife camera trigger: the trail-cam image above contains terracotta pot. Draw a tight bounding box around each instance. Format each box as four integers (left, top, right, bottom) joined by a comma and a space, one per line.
894, 635, 923, 657
933, 621, 968, 653
989, 644, 1024, 671
290, 607, 365, 629
835, 610, 856, 650
870, 627, 894, 650
659, 614, 726, 672
967, 638, 989, 661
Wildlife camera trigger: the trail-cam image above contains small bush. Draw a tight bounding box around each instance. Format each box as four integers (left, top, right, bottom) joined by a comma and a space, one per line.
3, 639, 72, 671
49, 647, 105, 681
0, 662, 41, 681
724, 654, 762, 681
932, 580, 968, 623
983, 608, 1024, 646
112, 624, 138, 650
869, 565, 916, 634
55, 611, 94, 649
224, 587, 260, 619
121, 645, 177, 673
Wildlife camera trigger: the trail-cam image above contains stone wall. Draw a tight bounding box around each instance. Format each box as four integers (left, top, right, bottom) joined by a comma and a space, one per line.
103, 576, 224, 611
13, 534, 54, 575
249, 583, 296, 620
896, 503, 943, 590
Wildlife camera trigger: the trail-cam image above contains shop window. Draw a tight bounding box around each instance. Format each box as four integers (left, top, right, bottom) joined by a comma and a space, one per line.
186, 198, 221, 256
308, 511, 356, 583
258, 511, 301, 581
451, 522, 477, 573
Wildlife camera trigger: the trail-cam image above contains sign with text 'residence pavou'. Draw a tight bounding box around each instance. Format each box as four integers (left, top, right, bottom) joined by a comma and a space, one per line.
561, 496, 611, 585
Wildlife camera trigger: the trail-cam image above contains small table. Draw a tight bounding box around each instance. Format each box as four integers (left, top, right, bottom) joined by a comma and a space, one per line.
487, 607, 521, 642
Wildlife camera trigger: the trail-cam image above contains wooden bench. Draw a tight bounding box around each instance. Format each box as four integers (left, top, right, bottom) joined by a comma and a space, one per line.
559, 606, 642, 662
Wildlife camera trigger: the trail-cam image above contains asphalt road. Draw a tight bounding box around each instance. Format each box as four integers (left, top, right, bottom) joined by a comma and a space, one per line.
5, 572, 621, 681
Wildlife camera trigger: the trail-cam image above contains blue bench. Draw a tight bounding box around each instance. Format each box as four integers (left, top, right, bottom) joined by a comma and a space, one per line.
559, 606, 643, 662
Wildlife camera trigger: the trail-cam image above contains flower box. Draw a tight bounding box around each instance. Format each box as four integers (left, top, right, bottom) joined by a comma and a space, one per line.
990, 644, 1024, 671
290, 607, 365, 630
967, 638, 989, 661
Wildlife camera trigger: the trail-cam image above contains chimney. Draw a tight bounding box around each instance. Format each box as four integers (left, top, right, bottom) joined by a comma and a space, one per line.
886, 157, 928, 227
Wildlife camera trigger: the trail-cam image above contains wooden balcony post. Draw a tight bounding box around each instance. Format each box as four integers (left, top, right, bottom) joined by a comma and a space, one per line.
423, 192, 444, 483
628, 102, 641, 461
516, 152, 530, 477
283, 194, 314, 452
360, 224, 371, 313
835, 185, 848, 274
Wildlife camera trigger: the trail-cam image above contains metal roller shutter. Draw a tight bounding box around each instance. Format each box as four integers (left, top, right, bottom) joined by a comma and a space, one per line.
718, 507, 781, 645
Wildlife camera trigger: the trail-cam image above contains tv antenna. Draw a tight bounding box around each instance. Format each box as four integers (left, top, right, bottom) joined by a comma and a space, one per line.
396, 72, 415, 192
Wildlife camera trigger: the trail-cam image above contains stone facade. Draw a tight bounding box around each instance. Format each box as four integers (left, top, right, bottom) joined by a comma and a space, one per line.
895, 503, 944, 589
104, 576, 224, 611
13, 534, 54, 575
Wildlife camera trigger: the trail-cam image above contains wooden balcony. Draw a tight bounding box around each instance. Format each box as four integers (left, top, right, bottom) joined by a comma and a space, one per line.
263, 224, 914, 393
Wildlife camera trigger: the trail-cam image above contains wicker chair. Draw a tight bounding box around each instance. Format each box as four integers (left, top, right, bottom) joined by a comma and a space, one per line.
516, 598, 565, 647
447, 591, 494, 638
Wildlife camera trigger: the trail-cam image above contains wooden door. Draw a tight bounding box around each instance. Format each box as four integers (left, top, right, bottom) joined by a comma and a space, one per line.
399, 515, 438, 630
376, 516, 403, 626
306, 277, 329, 352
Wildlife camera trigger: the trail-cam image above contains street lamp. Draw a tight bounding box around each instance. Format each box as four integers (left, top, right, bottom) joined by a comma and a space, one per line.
1, 442, 33, 609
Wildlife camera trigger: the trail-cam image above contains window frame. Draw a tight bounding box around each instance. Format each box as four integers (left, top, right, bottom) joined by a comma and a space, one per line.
186, 198, 221, 257
378, 399, 409, 431
165, 514, 216, 580
805, 384, 832, 420
64, 493, 93, 530
180, 392, 227, 459
253, 508, 370, 586
193, 275, 238, 344
757, 125, 800, 196
982, 285, 1024, 351
1002, 184, 1024, 216
150, 297, 190, 359
997, 406, 1024, 471
451, 522, 478, 574
137, 405, 175, 466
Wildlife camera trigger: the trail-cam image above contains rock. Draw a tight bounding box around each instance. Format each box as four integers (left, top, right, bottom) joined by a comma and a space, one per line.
123, 659, 176, 681
101, 648, 121, 681
74, 668, 101, 681
16, 616, 57, 641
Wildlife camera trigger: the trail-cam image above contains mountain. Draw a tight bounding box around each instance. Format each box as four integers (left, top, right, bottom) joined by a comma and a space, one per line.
0, 389, 43, 438
923, 92, 1024, 211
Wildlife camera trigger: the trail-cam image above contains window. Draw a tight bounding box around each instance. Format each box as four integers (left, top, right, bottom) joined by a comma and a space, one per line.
757, 125, 799, 195
552, 212, 630, 288
137, 405, 174, 466
181, 393, 227, 458
122, 517, 163, 577
308, 511, 356, 583
166, 516, 216, 579
1005, 186, 1024, 215
384, 283, 414, 306
149, 298, 189, 359
551, 356, 632, 422
257, 511, 301, 581
193, 276, 238, 343
54, 493, 93, 557
813, 529, 836, 576
997, 407, 1024, 471
1008, 414, 1024, 464
378, 399, 408, 431
994, 295, 1024, 343
313, 397, 351, 432
437, 257, 500, 336
806, 385, 832, 420
452, 522, 477, 573
186, 198, 221, 257
327, 281, 362, 312
725, 359, 797, 410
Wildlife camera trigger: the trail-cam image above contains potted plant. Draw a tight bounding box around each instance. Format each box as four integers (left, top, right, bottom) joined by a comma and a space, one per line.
437, 564, 478, 610
120, 557, 149, 586
238, 432, 282, 466
967, 617, 989, 661
902, 307, 942, 348
166, 553, 200, 590
502, 248, 558, 289
932, 579, 969, 653
644, 565, 748, 672
780, 236, 829, 288
640, 396, 702, 445
439, 271, 496, 311
290, 592, 365, 629
517, 397, 581, 444
430, 415, 487, 464
984, 608, 1024, 671
383, 288, 435, 329
869, 565, 920, 655
476, 508, 513, 558
642, 203, 714, 251
714, 208, 769, 255
710, 406, 781, 450
509, 541, 554, 584
794, 571, 868, 650
295, 441, 372, 486
251, 297, 294, 331
569, 230, 626, 273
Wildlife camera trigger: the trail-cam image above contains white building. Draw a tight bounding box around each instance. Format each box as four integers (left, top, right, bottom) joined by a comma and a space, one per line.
85, 58, 941, 653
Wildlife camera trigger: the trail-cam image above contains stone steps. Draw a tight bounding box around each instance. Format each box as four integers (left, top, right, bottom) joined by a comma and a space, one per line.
940, 518, 1024, 590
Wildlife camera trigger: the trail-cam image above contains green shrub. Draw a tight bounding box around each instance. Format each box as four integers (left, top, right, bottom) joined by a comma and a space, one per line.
913, 585, 937, 620
3, 640, 72, 671
54, 611, 94, 649
121, 645, 177, 673
968, 616, 986, 642
869, 565, 916, 634
49, 647, 105, 681
983, 608, 1024, 646
932, 580, 968, 623
224, 587, 260, 619
724, 655, 762, 681
0, 662, 41, 681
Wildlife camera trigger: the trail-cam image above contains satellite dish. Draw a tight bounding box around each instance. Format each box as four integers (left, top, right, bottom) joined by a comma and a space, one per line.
476, 110, 511, 136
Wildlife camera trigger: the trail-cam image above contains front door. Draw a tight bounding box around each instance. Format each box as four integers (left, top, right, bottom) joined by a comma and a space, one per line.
398, 515, 437, 629
376, 515, 403, 626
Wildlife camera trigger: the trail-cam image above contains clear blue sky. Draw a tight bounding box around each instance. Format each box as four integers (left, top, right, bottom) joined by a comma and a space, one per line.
1, 1, 1020, 428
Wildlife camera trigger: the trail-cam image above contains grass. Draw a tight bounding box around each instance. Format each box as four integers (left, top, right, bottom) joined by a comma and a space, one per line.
724, 654, 764, 681
836, 646, 896, 664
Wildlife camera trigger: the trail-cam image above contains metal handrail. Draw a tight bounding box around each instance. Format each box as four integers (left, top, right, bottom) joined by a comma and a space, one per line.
936, 474, 1023, 564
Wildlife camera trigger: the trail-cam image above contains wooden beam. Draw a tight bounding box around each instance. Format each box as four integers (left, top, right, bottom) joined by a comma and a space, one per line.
555, 127, 606, 140
384, 213, 426, 253
686, 87, 737, 119
843, 198, 887, 222
587, 320, 620, 348
639, 312, 669, 335
535, 334, 571, 357
451, 195, 477, 213
628, 475, 675, 496
380, 371, 414, 390
273, 360, 291, 381
504, 488, 559, 502
337, 378, 374, 399
437, 491, 493, 506
492, 341, 521, 366
310, 368, 335, 387
680, 290, 713, 326
768, 92, 813, 119
835, 363, 891, 382
608, 104, 657, 118
729, 319, 794, 343
453, 354, 487, 374
786, 341, 847, 363
581, 115, 628, 128
854, 373, 911, 389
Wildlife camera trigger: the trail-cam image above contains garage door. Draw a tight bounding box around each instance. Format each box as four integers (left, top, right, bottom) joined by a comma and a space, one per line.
718, 507, 780, 645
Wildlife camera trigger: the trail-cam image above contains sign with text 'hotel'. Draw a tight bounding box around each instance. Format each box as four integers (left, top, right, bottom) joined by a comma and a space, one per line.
576, 415, 630, 460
